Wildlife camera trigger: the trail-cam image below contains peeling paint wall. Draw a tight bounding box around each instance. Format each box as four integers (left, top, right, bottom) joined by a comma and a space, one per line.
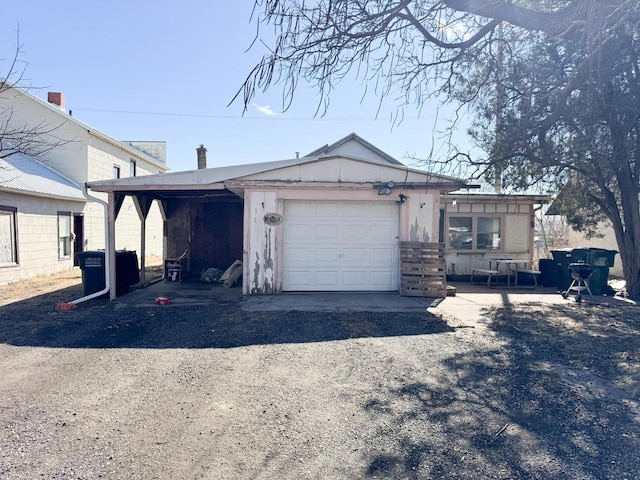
405, 192, 435, 242
242, 186, 443, 294
245, 190, 278, 294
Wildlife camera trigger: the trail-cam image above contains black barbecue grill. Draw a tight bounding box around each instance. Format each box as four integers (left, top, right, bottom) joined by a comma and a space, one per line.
562, 262, 593, 303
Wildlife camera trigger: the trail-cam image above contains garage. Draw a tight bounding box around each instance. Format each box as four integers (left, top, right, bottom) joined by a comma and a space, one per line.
282, 200, 400, 291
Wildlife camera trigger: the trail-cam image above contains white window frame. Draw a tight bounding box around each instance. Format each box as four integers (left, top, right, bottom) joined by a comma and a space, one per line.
58, 212, 72, 259
447, 214, 503, 252
0, 206, 18, 266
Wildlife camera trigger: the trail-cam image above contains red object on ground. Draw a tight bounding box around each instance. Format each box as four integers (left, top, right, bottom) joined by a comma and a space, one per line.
155, 297, 171, 305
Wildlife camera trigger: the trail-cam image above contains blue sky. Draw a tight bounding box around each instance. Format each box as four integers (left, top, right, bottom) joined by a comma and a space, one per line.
0, 1, 476, 173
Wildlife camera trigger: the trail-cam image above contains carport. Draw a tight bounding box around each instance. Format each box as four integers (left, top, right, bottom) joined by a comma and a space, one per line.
86, 166, 254, 300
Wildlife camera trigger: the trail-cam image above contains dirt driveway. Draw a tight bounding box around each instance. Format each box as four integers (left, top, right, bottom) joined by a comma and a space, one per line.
1, 272, 639, 479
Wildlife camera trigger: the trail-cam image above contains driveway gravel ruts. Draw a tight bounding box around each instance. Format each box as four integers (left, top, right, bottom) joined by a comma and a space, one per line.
1, 280, 639, 479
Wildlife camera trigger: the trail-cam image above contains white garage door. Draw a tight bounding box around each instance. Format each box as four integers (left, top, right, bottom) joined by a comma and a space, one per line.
282, 201, 399, 291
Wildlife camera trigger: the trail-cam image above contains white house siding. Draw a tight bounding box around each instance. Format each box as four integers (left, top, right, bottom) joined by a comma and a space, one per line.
444, 199, 534, 276
0, 191, 85, 285
0, 90, 91, 185
86, 140, 164, 261
0, 89, 169, 283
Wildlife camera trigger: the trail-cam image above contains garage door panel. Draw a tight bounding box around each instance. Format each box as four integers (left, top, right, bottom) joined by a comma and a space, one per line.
343, 224, 368, 241
342, 271, 366, 286
370, 225, 396, 241
342, 247, 367, 263
315, 248, 339, 262
283, 200, 399, 291
287, 202, 312, 216
315, 203, 340, 217
369, 247, 394, 263
315, 271, 339, 285
286, 247, 313, 264
315, 224, 340, 240
287, 223, 314, 240
286, 271, 312, 286
370, 271, 395, 286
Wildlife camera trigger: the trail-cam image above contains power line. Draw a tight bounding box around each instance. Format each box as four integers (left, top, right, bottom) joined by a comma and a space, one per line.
71, 106, 435, 122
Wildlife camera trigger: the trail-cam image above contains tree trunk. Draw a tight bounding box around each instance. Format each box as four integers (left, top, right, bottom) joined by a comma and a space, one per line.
619, 239, 640, 298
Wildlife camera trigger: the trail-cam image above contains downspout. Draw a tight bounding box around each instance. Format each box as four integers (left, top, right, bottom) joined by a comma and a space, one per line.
57, 184, 111, 308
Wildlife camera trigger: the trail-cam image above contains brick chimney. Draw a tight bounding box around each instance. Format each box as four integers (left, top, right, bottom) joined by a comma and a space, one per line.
47, 92, 65, 110
197, 144, 207, 169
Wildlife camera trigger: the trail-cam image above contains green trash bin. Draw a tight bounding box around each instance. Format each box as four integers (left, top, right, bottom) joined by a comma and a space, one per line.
552, 248, 618, 295
76, 251, 106, 296
585, 248, 617, 295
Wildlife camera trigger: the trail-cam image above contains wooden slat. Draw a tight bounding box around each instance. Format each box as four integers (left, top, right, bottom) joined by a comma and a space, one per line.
399, 241, 447, 298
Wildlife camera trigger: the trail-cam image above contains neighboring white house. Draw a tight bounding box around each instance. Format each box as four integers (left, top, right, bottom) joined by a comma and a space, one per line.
0, 87, 169, 285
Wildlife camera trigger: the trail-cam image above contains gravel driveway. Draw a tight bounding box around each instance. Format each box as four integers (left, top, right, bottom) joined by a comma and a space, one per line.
1, 281, 639, 479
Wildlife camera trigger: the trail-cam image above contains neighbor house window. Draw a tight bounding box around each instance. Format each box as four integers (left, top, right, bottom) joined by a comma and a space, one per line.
0, 206, 18, 265
58, 212, 72, 259
130, 159, 137, 177
448, 215, 501, 251
113, 165, 121, 178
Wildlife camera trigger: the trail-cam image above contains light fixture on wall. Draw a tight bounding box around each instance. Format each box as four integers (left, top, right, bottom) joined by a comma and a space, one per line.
378, 181, 395, 196
398, 193, 407, 204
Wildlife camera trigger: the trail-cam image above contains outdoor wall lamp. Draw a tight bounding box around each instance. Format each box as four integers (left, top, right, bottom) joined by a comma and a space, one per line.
378, 181, 395, 196
398, 193, 407, 204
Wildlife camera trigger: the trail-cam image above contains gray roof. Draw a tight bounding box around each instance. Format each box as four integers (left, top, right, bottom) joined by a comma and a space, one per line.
86, 153, 466, 192
305, 132, 404, 165
0, 151, 86, 201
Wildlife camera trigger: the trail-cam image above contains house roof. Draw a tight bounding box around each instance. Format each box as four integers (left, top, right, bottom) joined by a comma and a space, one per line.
0, 151, 86, 202
4, 87, 168, 171
305, 132, 404, 165
86, 153, 468, 195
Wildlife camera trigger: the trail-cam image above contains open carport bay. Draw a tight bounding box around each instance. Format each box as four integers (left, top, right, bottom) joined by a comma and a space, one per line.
1, 285, 639, 479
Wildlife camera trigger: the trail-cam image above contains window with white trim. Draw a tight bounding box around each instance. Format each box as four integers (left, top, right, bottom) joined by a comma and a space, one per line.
448, 215, 501, 251
130, 159, 137, 177
0, 207, 18, 265
58, 212, 72, 259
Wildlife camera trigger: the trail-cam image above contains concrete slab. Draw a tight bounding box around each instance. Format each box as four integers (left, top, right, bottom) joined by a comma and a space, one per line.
431, 282, 635, 328
115, 278, 634, 318
241, 292, 436, 312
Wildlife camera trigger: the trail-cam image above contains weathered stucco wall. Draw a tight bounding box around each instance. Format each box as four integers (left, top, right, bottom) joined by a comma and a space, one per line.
242, 186, 440, 294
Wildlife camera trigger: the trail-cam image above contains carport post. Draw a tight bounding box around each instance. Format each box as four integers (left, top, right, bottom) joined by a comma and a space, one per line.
108, 191, 117, 301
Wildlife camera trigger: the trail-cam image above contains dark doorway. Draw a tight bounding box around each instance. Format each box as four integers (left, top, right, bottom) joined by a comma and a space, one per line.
73, 214, 84, 266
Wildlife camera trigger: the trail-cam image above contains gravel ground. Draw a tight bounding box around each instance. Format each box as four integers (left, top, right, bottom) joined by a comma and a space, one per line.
0, 274, 639, 479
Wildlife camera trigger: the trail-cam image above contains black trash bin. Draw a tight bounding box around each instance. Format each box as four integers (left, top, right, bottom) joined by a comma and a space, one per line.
538, 258, 557, 287
76, 250, 140, 297
551, 249, 574, 291
115, 250, 140, 296
76, 251, 106, 296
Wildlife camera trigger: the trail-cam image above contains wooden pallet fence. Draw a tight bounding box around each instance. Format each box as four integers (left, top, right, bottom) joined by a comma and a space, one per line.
400, 242, 447, 297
